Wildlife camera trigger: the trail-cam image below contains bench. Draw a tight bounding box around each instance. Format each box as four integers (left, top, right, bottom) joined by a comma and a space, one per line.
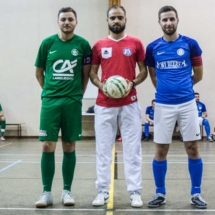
6, 123, 24, 139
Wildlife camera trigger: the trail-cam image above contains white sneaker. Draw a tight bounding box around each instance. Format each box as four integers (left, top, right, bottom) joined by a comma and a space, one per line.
61, 190, 75, 206
207, 136, 213, 142
130, 191, 143, 208
92, 191, 109, 206
1, 137, 5, 141
35, 192, 53, 208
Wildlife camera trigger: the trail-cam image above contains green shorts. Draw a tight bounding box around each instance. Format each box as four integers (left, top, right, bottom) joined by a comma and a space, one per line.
39, 97, 82, 142
0, 104, 2, 112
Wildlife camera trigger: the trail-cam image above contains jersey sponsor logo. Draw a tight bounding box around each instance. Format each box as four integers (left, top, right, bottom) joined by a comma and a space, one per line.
157, 60, 187, 69
39, 130, 47, 136
71, 49, 79, 56
102, 48, 112, 59
52, 59, 77, 80
177, 48, 185, 56
49, 50, 57, 54
157, 51, 165, 55
123, 48, 132, 56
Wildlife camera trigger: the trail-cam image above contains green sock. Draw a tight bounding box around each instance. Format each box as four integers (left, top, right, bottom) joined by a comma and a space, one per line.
41, 151, 55, 192
62, 151, 76, 191
1, 120, 6, 136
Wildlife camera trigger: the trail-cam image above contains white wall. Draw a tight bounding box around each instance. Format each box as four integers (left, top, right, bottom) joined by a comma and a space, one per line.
1, 0, 215, 136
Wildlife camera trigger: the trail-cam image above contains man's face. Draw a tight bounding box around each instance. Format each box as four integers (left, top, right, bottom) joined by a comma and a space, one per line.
58, 12, 77, 34
107, 8, 126, 34
195, 94, 200, 103
159, 11, 178, 36
152, 102, 155, 109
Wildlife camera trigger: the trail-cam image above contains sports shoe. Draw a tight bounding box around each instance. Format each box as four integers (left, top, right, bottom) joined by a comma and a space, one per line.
143, 137, 149, 142
207, 136, 213, 142
92, 191, 109, 206
148, 193, 166, 208
190, 194, 207, 209
117, 136, 122, 141
130, 191, 143, 207
61, 190, 75, 206
0, 136, 5, 141
35, 192, 53, 208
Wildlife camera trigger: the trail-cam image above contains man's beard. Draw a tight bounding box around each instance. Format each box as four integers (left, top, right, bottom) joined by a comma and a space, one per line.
162, 26, 177, 36
109, 24, 125, 34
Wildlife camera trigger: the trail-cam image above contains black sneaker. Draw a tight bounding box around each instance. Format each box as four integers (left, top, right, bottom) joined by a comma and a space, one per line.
143, 137, 149, 142
148, 193, 166, 208
190, 194, 207, 209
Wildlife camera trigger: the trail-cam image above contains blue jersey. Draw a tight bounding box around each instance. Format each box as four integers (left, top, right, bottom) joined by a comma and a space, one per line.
145, 35, 202, 105
196, 101, 206, 117
145, 106, 154, 120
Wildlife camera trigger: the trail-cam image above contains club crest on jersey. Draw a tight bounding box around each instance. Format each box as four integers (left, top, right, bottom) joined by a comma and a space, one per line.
177, 48, 185, 56
123, 48, 132, 56
71, 49, 79, 56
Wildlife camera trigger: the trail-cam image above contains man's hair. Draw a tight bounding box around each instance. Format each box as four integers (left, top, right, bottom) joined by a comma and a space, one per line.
195, 92, 200, 96
152, 99, 155, 104
158, 6, 178, 20
107, 5, 126, 18
58, 7, 77, 19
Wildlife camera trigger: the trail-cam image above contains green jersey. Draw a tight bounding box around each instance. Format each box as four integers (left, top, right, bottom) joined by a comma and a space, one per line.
0, 104, 2, 112
35, 34, 91, 100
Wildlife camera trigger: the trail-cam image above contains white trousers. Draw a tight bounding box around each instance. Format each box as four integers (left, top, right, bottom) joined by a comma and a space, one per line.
94, 102, 142, 192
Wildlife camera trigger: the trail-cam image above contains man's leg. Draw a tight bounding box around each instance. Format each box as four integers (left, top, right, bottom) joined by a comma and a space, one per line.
35, 98, 61, 208
184, 141, 207, 208
61, 142, 76, 206
92, 105, 117, 206
148, 144, 169, 208
202, 119, 213, 141
179, 100, 207, 209
119, 102, 143, 207
144, 122, 149, 141
0, 116, 6, 140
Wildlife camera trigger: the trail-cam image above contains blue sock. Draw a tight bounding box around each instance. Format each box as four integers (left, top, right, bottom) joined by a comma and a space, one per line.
144, 123, 149, 137
153, 159, 167, 195
202, 119, 211, 138
188, 157, 203, 195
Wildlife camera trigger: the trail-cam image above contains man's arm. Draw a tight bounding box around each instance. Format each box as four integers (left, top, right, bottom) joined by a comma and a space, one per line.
192, 66, 203, 85
89, 64, 103, 90
148, 66, 157, 88
146, 114, 153, 124
82, 64, 91, 95
202, 111, 207, 118
35, 67, 44, 88
124, 61, 148, 96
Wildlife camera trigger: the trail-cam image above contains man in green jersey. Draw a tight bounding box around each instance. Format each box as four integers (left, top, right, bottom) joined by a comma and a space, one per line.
35, 7, 91, 208
0, 104, 6, 141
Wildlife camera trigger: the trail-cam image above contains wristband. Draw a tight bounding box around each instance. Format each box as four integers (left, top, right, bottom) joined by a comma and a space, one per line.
132, 81, 136, 88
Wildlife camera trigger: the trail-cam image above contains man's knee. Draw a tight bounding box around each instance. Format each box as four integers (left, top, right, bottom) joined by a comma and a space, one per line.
62, 141, 76, 152
185, 141, 199, 158
42, 141, 56, 152
155, 144, 169, 160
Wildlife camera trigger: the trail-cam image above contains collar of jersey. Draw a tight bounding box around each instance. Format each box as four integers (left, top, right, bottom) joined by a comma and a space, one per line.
108, 34, 127, 42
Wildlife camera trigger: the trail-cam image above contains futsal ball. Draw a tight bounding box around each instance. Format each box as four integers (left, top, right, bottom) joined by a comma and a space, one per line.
104, 75, 128, 98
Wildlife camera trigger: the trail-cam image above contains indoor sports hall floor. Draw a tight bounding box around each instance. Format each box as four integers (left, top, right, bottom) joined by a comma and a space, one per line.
0, 138, 214, 215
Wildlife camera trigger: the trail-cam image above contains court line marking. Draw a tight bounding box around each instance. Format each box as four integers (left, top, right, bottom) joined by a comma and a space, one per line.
0, 153, 215, 157
0, 143, 12, 148
0, 208, 214, 212
106, 145, 115, 215
1, 161, 215, 164
0, 160, 22, 173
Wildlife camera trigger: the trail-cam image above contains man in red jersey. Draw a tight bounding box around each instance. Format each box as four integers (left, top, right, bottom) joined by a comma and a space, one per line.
89, 5, 147, 208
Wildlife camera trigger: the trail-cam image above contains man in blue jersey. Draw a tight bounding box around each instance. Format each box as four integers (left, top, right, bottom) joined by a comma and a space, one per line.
145, 6, 207, 209
143, 99, 155, 141
195, 92, 213, 142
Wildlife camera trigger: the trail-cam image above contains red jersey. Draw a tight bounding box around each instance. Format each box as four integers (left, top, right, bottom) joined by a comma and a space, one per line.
92, 35, 145, 107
